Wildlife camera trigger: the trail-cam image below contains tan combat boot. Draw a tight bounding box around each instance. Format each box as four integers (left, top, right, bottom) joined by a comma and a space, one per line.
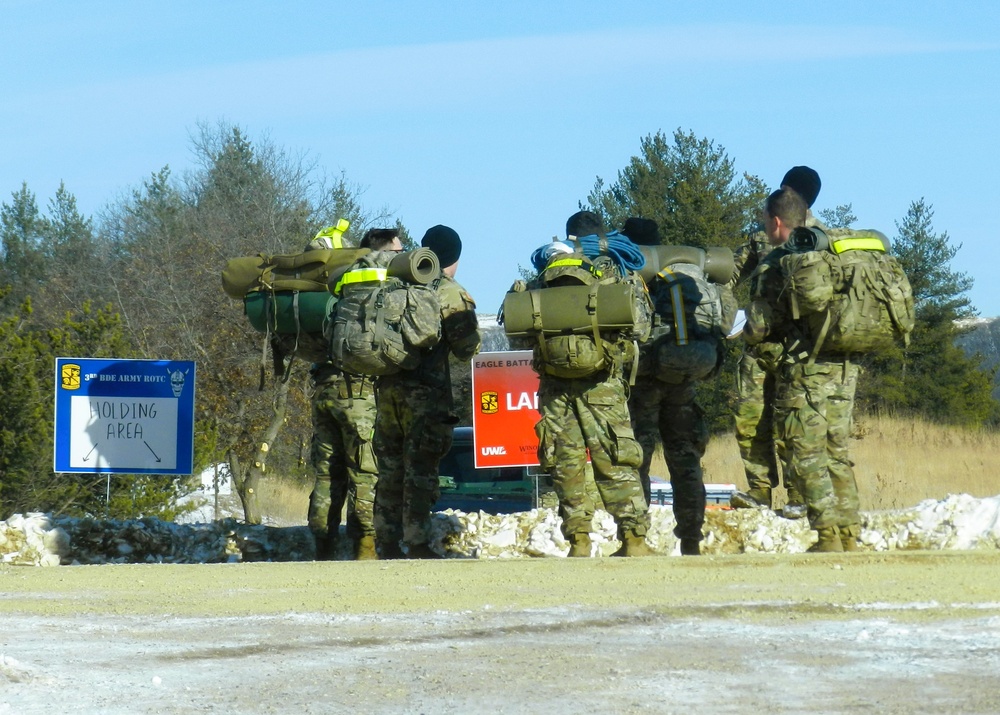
808, 527, 844, 553
356, 535, 378, 560
567, 533, 592, 558
621, 531, 655, 557
730, 488, 772, 509
838, 524, 861, 552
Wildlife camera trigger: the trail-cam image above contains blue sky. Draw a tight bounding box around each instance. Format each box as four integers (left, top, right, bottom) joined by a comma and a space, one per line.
3, 1, 999, 317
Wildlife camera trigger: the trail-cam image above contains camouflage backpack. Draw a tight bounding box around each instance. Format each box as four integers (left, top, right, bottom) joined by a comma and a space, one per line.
780, 226, 915, 360
328, 249, 443, 376
640, 262, 735, 384
501, 252, 651, 379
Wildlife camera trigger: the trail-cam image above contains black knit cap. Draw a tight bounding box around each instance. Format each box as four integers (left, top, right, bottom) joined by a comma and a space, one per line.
421, 224, 462, 267
565, 210, 605, 238
780, 166, 821, 208
620, 217, 660, 246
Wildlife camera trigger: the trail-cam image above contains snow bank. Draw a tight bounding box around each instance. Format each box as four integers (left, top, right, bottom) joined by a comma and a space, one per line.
2, 494, 999, 566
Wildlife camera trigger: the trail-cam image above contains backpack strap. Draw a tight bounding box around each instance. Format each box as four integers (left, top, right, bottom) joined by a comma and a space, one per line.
658, 267, 690, 346
586, 281, 606, 374
627, 340, 639, 386
370, 285, 388, 354
530, 289, 550, 366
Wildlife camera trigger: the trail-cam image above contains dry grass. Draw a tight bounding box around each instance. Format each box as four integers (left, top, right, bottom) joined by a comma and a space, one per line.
258, 415, 1000, 523
254, 477, 311, 525
698, 413, 1000, 512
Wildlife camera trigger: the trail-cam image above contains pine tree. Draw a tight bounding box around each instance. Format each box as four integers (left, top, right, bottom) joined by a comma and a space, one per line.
0, 184, 47, 312
817, 204, 857, 229
585, 128, 766, 249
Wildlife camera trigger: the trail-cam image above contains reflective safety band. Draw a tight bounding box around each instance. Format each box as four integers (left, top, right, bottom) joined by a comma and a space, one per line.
546, 257, 602, 278
333, 267, 388, 295
830, 235, 886, 254
314, 218, 350, 248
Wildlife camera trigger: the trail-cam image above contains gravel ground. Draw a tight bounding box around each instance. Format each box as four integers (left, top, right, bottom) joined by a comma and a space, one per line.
3, 551, 1000, 714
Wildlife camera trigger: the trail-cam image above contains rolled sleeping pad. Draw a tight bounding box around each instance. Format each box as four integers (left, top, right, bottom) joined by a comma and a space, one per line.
388, 247, 441, 284
327, 248, 443, 293
243, 290, 335, 334
636, 245, 735, 285
502, 283, 640, 336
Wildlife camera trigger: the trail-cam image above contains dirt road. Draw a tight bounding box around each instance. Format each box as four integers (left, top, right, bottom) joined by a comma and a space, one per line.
3, 551, 1000, 714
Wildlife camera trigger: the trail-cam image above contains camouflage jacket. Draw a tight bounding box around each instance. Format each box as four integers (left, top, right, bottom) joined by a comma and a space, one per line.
743, 244, 794, 348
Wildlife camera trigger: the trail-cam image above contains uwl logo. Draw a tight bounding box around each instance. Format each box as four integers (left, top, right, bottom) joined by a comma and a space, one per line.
481, 446, 507, 456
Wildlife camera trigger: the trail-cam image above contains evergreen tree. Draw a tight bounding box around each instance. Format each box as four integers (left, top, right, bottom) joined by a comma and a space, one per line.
585, 128, 767, 249
0, 184, 47, 312
817, 204, 857, 229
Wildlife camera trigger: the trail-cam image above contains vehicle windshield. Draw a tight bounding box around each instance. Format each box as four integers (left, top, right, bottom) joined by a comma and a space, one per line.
439, 444, 526, 483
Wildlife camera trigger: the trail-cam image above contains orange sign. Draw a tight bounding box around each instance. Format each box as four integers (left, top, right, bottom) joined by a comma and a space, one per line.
471, 350, 540, 468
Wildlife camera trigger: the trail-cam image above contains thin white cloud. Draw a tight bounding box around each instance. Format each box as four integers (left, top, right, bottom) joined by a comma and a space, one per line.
7, 24, 996, 118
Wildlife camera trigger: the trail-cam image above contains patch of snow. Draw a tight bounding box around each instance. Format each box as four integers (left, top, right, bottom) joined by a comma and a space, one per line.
2, 493, 999, 566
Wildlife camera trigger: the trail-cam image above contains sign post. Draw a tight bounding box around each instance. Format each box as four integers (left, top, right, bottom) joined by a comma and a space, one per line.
53, 358, 196, 476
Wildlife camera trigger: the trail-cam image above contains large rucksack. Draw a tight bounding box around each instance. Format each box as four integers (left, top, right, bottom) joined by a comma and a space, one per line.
780, 226, 915, 360
641, 259, 735, 384
501, 252, 651, 379
328, 248, 443, 376
222, 245, 368, 373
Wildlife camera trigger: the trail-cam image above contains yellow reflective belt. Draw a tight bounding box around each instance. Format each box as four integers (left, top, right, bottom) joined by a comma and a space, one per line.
547, 258, 602, 277
333, 267, 387, 295
831, 236, 886, 254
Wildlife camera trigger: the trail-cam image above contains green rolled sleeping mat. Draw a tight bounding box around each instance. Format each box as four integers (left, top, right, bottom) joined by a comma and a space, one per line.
244, 290, 336, 334
502, 283, 640, 336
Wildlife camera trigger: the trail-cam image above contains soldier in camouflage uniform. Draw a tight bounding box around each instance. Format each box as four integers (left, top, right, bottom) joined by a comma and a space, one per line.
307, 228, 402, 560
307, 365, 379, 559
744, 188, 862, 552
373, 225, 481, 559
621, 218, 713, 556
530, 212, 654, 558
728, 167, 822, 517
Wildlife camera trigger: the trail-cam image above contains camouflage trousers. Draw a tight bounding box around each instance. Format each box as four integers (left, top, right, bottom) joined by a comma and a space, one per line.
373, 377, 456, 548
734, 347, 783, 495
308, 375, 379, 541
774, 358, 861, 530
629, 376, 708, 542
535, 373, 649, 539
